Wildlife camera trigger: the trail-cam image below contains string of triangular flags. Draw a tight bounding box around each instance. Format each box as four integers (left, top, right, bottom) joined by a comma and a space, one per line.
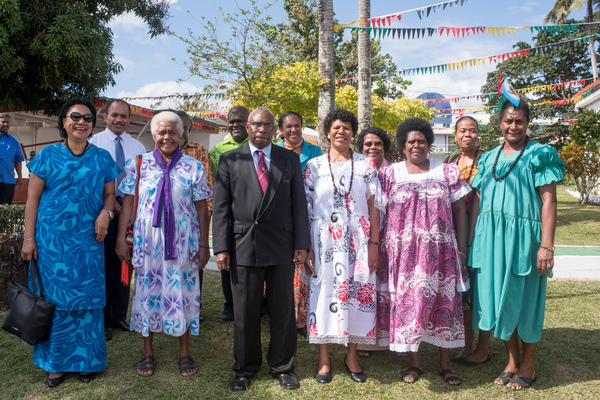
334, 0, 468, 31
189, 111, 228, 118
121, 93, 227, 101
432, 99, 576, 118
416, 79, 589, 106
398, 33, 598, 75
345, 22, 600, 40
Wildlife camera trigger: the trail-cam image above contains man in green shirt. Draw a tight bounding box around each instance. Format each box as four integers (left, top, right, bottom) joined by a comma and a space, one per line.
210, 105, 250, 323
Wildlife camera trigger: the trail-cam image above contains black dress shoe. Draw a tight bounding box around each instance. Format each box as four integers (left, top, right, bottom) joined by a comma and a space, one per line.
104, 327, 112, 341
47, 374, 65, 388
79, 372, 97, 383
277, 373, 299, 389
315, 369, 332, 384
217, 310, 234, 323
231, 376, 250, 391
345, 357, 366, 383
110, 320, 131, 332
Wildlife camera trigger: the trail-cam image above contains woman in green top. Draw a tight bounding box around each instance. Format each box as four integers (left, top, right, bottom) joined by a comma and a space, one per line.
469, 98, 564, 391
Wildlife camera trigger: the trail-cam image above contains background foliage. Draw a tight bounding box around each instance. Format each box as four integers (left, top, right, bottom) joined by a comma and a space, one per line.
0, 0, 169, 113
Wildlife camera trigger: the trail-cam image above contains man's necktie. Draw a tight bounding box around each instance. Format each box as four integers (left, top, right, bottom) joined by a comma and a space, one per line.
115, 136, 125, 197
257, 150, 268, 195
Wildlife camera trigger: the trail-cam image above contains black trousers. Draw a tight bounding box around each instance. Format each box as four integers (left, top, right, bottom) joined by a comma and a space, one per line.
230, 263, 296, 378
0, 183, 15, 204
103, 215, 131, 325
221, 270, 234, 313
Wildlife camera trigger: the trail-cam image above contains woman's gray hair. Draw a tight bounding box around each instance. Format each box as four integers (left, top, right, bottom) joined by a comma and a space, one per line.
151, 111, 184, 139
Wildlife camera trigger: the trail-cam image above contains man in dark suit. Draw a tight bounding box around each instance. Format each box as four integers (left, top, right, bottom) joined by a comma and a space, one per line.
212, 107, 310, 391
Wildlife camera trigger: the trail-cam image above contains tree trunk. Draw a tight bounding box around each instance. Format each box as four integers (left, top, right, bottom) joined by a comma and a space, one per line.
318, 0, 335, 151
586, 0, 598, 80
357, 0, 372, 133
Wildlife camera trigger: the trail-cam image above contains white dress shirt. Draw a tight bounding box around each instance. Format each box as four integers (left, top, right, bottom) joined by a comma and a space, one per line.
88, 128, 147, 190
248, 142, 272, 173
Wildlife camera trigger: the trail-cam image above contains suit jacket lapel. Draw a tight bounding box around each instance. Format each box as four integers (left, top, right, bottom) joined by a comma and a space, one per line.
257, 146, 284, 218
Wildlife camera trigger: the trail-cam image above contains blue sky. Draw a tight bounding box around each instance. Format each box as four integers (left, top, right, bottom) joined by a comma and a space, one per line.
104, 0, 587, 112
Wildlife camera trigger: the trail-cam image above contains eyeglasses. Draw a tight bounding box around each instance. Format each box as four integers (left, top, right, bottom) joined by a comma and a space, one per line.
0, 114, 10, 118
249, 122, 274, 130
67, 112, 94, 123
364, 141, 383, 148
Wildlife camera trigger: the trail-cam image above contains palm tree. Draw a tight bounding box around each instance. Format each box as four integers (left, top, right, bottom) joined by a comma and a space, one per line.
545, 0, 599, 80
357, 0, 372, 133
318, 0, 335, 148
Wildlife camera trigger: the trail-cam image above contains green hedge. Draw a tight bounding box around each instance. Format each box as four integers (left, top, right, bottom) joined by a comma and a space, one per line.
0, 204, 25, 235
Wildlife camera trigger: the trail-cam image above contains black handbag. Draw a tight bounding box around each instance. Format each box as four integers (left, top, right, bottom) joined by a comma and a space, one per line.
2, 259, 55, 345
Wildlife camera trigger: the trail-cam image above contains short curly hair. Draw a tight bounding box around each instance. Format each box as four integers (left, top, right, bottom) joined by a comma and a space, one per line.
58, 98, 97, 139
396, 118, 434, 150
323, 109, 358, 141
357, 127, 391, 154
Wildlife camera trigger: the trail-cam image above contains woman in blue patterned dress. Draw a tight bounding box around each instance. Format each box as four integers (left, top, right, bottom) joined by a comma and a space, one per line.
115, 111, 211, 377
21, 98, 119, 388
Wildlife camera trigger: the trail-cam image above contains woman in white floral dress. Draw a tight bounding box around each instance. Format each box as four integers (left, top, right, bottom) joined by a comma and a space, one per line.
304, 109, 383, 384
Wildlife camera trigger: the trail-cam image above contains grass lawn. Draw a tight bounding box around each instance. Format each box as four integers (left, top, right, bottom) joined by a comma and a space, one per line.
555, 186, 600, 246
1, 271, 599, 400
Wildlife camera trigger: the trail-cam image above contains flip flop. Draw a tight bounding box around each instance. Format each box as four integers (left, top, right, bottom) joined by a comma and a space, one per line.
461, 354, 491, 366
451, 353, 472, 363
136, 355, 155, 377
493, 371, 515, 386
401, 366, 423, 384
178, 356, 198, 377
440, 369, 462, 386
507, 373, 537, 391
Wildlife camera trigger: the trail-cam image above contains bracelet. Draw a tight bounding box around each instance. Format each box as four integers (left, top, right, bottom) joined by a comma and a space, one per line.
368, 240, 379, 245
467, 242, 472, 247
540, 245, 555, 252
23, 238, 34, 242
460, 252, 467, 257
199, 245, 210, 249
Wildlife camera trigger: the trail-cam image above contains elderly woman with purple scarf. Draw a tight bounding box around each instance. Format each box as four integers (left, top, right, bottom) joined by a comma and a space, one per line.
116, 111, 211, 377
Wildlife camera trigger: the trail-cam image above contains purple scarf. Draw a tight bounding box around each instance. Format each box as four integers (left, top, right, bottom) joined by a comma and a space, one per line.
152, 146, 183, 260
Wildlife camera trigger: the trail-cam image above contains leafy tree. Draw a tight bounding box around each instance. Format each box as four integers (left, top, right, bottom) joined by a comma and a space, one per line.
560, 109, 600, 205
230, 61, 322, 122
480, 22, 591, 150
230, 61, 433, 134
545, 0, 600, 79
0, 0, 168, 113
266, 0, 344, 64
174, 0, 281, 98
336, 30, 411, 100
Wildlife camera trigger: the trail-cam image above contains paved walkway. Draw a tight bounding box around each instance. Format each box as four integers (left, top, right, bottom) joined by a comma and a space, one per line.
206, 245, 600, 279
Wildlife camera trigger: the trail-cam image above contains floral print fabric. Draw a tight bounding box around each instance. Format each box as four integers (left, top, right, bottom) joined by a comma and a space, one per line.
377, 160, 470, 352
304, 153, 383, 345
120, 153, 212, 337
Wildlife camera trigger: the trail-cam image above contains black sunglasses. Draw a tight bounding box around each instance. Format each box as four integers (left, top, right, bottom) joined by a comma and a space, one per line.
67, 112, 94, 123
0, 114, 10, 118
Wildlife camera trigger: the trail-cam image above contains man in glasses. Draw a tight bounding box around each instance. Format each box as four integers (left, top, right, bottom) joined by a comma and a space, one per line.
209, 105, 250, 323
88, 99, 146, 341
0, 114, 24, 204
213, 107, 309, 391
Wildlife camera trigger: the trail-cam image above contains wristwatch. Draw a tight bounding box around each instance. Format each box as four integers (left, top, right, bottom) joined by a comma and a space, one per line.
102, 208, 114, 220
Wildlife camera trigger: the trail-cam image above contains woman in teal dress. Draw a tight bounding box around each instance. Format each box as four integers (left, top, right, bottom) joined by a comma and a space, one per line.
277, 111, 323, 333
278, 111, 323, 172
469, 98, 564, 391
21, 98, 118, 388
